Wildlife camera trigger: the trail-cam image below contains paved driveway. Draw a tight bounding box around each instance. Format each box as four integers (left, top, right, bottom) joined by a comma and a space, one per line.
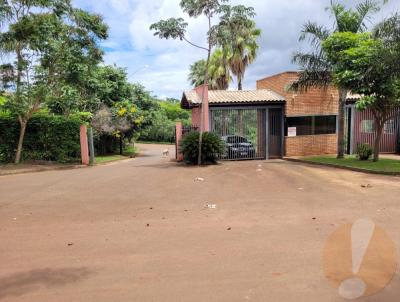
1, 144, 400, 302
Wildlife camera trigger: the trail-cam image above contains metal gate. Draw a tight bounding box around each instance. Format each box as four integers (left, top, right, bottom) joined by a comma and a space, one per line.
210, 108, 267, 160
269, 108, 283, 158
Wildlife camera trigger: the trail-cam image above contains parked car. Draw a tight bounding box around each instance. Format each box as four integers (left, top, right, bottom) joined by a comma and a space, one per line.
221, 135, 256, 159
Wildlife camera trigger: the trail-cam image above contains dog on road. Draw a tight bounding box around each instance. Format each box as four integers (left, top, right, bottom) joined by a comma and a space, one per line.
162, 149, 169, 157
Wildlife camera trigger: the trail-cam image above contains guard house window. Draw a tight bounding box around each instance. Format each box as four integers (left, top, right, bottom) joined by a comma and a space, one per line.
361, 120, 375, 133
286, 115, 337, 136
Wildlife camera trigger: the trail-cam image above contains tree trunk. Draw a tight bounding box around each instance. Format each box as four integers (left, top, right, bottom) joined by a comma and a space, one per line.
119, 136, 123, 155
337, 88, 347, 159
373, 121, 384, 162
15, 118, 27, 164
238, 76, 242, 91
197, 16, 212, 166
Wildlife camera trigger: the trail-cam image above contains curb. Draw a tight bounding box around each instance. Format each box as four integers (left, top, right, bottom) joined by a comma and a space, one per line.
283, 157, 400, 176
0, 164, 87, 177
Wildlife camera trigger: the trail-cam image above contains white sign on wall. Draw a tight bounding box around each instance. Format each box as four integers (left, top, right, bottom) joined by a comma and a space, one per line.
288, 127, 297, 137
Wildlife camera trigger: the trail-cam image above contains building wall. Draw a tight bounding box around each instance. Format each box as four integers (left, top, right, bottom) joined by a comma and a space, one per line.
190, 85, 209, 131
192, 107, 201, 129
257, 72, 339, 157
285, 134, 338, 157
257, 72, 339, 116
349, 105, 400, 154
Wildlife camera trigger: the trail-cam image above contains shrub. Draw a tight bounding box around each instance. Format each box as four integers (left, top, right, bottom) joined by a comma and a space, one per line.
179, 131, 225, 165
356, 143, 373, 161
0, 113, 83, 163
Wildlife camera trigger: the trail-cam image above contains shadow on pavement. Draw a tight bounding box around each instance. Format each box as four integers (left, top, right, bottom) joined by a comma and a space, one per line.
0, 267, 94, 300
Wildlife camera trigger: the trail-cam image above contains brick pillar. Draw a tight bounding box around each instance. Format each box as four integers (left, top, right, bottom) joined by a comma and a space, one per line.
194, 84, 209, 131
175, 122, 184, 161
80, 125, 90, 165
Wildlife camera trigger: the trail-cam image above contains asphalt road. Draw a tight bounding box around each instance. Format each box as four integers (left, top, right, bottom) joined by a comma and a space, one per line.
1, 144, 400, 302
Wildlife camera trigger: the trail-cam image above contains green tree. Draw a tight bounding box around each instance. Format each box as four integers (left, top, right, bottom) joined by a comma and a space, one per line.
290, 0, 387, 159
150, 0, 255, 164
188, 59, 207, 88
91, 101, 143, 155
217, 5, 260, 90
209, 48, 232, 90
150, 0, 227, 165
188, 49, 232, 90
322, 15, 400, 161
0, 0, 107, 163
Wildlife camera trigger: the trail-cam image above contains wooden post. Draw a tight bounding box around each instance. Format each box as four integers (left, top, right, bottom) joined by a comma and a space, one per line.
80, 125, 89, 165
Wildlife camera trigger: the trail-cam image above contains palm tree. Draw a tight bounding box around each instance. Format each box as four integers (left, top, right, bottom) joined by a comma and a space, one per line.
188, 49, 232, 90
227, 20, 261, 90
290, 0, 387, 159
188, 59, 206, 88
209, 48, 232, 90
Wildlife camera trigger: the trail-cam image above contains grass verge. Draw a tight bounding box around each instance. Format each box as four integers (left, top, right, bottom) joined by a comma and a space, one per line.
302, 155, 400, 173
95, 146, 138, 164
95, 155, 129, 164
137, 140, 174, 145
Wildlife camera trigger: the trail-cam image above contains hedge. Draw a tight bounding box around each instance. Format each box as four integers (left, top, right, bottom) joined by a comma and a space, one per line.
0, 114, 83, 163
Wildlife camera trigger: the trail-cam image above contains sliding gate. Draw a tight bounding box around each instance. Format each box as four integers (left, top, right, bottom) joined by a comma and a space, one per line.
210, 107, 283, 160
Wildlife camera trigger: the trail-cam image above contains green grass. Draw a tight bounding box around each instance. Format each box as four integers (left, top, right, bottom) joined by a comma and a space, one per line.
95, 155, 128, 164
95, 145, 138, 164
122, 145, 138, 156
303, 155, 400, 173
137, 140, 174, 145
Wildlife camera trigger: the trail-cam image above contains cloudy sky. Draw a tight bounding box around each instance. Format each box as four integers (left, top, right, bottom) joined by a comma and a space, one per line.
73, 0, 399, 99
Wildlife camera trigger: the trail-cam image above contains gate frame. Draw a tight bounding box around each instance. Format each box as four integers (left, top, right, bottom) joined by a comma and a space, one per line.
208, 104, 285, 160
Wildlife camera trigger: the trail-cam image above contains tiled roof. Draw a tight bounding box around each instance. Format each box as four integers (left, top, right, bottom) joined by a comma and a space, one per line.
183, 89, 285, 105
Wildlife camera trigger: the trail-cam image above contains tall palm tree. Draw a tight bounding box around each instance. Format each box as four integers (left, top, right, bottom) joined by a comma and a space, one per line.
290, 0, 387, 159
188, 49, 232, 90
208, 48, 232, 90
227, 20, 261, 90
188, 59, 206, 88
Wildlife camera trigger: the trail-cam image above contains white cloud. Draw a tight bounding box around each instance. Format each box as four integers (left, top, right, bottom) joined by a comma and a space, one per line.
74, 0, 400, 98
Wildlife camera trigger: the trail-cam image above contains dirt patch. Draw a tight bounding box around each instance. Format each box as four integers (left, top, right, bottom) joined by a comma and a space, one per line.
1, 144, 400, 302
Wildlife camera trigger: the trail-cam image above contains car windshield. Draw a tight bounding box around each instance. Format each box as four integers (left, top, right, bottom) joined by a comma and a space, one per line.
227, 136, 247, 143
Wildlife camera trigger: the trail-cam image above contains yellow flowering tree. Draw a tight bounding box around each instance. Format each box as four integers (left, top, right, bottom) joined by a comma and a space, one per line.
92, 100, 143, 155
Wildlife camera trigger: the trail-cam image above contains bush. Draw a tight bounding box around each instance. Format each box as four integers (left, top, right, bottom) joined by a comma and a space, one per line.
356, 143, 373, 161
0, 113, 83, 163
179, 131, 225, 165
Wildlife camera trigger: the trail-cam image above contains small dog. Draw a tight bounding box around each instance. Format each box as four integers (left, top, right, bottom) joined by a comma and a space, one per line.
162, 149, 169, 157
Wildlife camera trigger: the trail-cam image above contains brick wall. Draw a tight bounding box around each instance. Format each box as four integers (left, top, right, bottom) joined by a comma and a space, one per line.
192, 107, 201, 129
257, 72, 340, 157
285, 134, 338, 157
257, 72, 339, 116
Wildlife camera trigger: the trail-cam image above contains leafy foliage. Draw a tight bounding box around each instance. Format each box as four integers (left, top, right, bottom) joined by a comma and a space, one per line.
0, 0, 108, 163
291, 0, 385, 92
290, 0, 387, 160
179, 131, 225, 164
215, 5, 260, 90
150, 18, 188, 41
356, 143, 373, 160
139, 99, 191, 143
322, 17, 400, 162
0, 113, 83, 163
188, 49, 232, 90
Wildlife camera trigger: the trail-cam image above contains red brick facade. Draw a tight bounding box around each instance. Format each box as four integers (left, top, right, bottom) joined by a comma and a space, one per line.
285, 134, 338, 157
257, 72, 339, 157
